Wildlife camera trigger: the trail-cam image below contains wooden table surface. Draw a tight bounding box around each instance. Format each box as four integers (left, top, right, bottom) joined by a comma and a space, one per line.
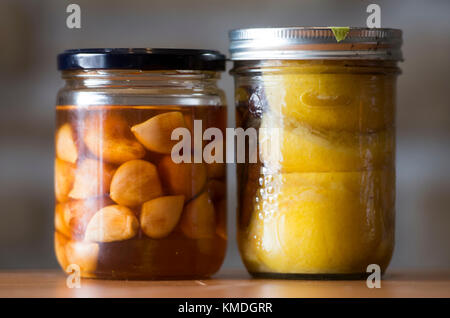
0, 269, 449, 298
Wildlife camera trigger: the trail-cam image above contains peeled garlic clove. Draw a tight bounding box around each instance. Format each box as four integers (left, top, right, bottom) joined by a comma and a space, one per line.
68, 158, 115, 200
207, 179, 226, 202
110, 159, 163, 207
131, 111, 186, 154
83, 113, 145, 164
56, 123, 78, 163
84, 205, 139, 242
180, 191, 216, 239
65, 240, 99, 274
140, 195, 185, 239
54, 231, 69, 271
55, 204, 71, 238
207, 162, 225, 179
63, 197, 113, 238
158, 156, 207, 200
55, 158, 75, 203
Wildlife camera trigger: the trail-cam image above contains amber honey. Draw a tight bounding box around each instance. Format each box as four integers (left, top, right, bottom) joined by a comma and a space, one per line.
54, 105, 227, 279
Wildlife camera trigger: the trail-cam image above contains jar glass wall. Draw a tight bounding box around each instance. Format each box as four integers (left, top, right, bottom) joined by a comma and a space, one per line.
233, 58, 399, 279
54, 50, 227, 280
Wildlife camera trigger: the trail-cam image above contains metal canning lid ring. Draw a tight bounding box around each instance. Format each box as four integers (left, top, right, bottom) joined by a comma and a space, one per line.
229, 27, 403, 61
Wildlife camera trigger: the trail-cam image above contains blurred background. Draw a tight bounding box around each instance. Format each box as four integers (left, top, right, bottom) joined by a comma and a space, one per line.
0, 0, 449, 271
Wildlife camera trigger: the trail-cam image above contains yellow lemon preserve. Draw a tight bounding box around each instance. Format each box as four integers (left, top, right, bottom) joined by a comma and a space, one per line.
230, 28, 402, 278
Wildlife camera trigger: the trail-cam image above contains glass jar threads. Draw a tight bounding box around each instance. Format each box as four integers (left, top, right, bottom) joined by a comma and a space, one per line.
54, 49, 227, 279
230, 28, 402, 279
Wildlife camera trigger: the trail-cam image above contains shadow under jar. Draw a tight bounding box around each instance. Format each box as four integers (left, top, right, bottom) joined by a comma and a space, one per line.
230, 27, 402, 279
54, 49, 227, 280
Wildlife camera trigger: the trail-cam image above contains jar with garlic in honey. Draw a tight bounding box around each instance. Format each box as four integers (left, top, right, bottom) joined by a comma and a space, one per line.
230, 27, 402, 279
54, 49, 227, 279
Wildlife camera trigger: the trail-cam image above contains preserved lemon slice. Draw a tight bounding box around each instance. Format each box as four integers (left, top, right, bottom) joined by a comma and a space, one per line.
241, 170, 394, 274
263, 61, 395, 132
259, 113, 394, 172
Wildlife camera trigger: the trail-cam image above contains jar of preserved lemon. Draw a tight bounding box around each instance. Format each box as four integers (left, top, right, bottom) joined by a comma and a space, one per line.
54, 49, 227, 279
230, 28, 402, 279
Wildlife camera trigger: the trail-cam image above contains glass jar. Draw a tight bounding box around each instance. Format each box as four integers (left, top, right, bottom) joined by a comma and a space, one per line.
54, 49, 227, 279
230, 28, 402, 279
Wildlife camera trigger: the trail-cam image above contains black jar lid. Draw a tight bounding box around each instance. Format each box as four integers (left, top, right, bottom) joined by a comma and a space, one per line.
57, 48, 226, 71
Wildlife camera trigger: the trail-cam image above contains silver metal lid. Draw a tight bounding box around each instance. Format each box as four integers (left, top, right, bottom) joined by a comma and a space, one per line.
229, 27, 403, 61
